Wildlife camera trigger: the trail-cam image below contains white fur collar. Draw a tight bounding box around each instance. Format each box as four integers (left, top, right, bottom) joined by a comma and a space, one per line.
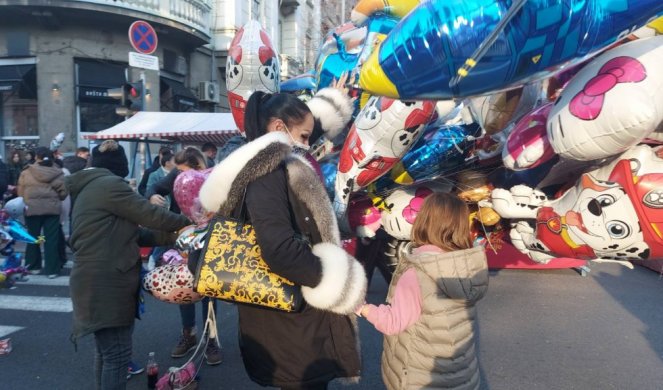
199, 131, 291, 213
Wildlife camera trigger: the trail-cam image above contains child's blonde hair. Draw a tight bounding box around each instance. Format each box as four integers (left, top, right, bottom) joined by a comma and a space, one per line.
411, 192, 472, 251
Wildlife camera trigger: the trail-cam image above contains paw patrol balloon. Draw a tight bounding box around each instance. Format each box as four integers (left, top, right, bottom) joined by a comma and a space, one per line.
547, 36, 663, 161
333, 96, 436, 216
490, 145, 663, 263
381, 182, 452, 240
359, 0, 663, 99
503, 103, 556, 171
226, 20, 280, 133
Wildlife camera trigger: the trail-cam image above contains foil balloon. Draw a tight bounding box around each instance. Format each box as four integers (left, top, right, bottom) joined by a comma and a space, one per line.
4, 197, 24, 222
359, 0, 663, 100
503, 103, 556, 171
226, 20, 280, 132
175, 224, 209, 254
489, 144, 663, 264
315, 23, 364, 91
381, 181, 452, 240
347, 195, 383, 238
5, 219, 39, 244
351, 0, 423, 26
387, 124, 473, 187
333, 96, 436, 216
143, 264, 203, 304
457, 170, 493, 204
467, 84, 540, 135
320, 154, 339, 201
173, 168, 213, 225
547, 36, 663, 161
280, 72, 316, 94
632, 16, 663, 39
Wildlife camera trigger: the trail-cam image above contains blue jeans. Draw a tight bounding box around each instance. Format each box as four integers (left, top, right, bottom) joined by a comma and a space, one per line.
179, 297, 216, 329
94, 325, 133, 390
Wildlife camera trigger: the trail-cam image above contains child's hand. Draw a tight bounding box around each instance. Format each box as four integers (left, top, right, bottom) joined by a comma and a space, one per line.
354, 302, 366, 317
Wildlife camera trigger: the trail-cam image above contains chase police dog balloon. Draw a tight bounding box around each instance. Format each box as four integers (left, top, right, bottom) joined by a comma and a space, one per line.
490, 145, 663, 264
503, 103, 556, 171
226, 20, 280, 133
547, 36, 663, 161
358, 0, 663, 100
381, 182, 452, 241
333, 96, 436, 216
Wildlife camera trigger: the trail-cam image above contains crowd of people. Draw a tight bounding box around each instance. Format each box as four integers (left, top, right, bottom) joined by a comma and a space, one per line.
5, 79, 489, 390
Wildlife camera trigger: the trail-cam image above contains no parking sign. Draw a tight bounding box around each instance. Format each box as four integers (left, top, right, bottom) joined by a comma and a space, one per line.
128, 21, 158, 55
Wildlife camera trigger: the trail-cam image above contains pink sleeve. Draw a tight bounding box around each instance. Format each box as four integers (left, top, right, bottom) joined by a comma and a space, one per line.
364, 268, 422, 335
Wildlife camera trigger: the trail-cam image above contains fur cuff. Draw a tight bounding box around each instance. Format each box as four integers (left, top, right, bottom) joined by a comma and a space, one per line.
303, 243, 367, 315
307, 88, 354, 140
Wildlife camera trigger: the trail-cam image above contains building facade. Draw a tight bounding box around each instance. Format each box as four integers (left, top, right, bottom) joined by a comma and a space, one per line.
0, 0, 323, 158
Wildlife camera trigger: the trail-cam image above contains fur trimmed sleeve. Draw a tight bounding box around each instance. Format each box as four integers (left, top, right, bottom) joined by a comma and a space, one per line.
307, 88, 354, 140
303, 242, 367, 315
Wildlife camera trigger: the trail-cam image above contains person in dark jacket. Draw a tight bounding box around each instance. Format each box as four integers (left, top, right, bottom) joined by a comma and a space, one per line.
137, 146, 172, 196
199, 91, 366, 389
7, 150, 23, 187
201, 142, 217, 167
67, 140, 189, 390
18, 147, 67, 277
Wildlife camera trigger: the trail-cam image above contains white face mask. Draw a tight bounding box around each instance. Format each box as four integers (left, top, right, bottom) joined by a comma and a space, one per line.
283, 124, 310, 151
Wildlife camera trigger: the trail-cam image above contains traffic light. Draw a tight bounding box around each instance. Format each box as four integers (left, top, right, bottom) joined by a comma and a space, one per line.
108, 80, 144, 117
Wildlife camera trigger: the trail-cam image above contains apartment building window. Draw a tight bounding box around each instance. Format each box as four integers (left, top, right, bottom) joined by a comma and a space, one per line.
76, 59, 126, 133
0, 63, 38, 138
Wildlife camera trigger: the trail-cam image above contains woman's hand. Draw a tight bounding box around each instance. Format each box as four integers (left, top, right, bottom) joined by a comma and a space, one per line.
149, 194, 167, 207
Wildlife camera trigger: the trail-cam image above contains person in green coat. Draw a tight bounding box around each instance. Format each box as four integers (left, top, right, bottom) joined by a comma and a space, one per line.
66, 140, 190, 390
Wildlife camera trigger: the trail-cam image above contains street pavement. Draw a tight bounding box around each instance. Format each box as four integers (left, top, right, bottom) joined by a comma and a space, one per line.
1, 261, 663, 389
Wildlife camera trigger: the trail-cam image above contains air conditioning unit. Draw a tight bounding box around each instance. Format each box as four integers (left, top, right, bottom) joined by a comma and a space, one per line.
198, 81, 220, 103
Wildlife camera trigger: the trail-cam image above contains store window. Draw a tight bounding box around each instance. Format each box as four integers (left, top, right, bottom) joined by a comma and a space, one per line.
76, 59, 126, 133
0, 64, 38, 137
160, 77, 198, 113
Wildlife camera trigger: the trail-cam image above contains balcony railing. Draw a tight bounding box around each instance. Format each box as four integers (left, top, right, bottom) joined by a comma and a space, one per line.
69, 0, 212, 37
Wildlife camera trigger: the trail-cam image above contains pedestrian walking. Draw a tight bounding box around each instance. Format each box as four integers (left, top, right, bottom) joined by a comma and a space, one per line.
198, 91, 366, 389
17, 147, 67, 278
67, 140, 189, 390
356, 192, 489, 390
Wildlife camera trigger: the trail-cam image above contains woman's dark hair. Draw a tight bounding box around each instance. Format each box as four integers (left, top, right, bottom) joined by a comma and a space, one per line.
244, 91, 312, 141
34, 146, 54, 167
160, 151, 174, 167
25, 150, 35, 161
174, 147, 206, 171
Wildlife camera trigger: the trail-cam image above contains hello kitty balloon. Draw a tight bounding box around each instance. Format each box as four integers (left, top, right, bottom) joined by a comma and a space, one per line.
547, 36, 663, 161
380, 182, 452, 240
226, 20, 280, 133
333, 96, 436, 216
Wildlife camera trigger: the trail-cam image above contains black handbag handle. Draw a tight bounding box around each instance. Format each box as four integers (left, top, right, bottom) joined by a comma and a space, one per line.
231, 188, 249, 234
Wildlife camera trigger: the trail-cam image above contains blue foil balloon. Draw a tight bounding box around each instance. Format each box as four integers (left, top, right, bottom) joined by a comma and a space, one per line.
320, 154, 340, 201
359, 0, 663, 99
281, 72, 317, 93
6, 219, 39, 244
374, 124, 476, 190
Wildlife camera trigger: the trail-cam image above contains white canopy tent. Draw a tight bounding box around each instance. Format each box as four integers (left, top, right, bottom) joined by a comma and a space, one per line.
83, 111, 240, 144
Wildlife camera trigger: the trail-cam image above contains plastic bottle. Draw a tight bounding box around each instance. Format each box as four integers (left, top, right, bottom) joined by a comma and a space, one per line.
146, 352, 159, 389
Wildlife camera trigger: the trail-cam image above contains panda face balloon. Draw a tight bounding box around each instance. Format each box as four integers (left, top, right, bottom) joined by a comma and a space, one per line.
226, 20, 280, 133
547, 36, 663, 161
333, 96, 436, 216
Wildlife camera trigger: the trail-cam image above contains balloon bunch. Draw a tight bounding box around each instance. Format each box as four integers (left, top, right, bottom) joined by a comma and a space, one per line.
0, 210, 40, 288
293, 1, 663, 271
141, 169, 213, 304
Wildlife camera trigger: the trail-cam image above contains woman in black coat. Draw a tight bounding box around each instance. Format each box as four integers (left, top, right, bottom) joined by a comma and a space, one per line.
199, 92, 366, 389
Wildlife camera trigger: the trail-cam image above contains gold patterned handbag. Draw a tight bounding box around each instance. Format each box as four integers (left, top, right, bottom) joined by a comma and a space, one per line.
193, 191, 303, 312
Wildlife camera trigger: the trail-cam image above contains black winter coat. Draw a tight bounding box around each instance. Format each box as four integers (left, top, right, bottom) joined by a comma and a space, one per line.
199, 132, 367, 388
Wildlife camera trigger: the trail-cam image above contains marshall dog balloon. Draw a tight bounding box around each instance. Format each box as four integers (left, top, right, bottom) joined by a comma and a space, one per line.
226, 20, 280, 133
333, 96, 436, 216
489, 145, 663, 264
547, 36, 663, 161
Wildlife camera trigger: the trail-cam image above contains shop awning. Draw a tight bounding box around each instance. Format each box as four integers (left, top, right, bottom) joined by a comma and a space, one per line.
83, 111, 240, 144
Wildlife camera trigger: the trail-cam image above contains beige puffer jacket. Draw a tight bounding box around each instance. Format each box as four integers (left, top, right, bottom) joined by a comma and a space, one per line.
18, 163, 67, 216
381, 246, 488, 390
